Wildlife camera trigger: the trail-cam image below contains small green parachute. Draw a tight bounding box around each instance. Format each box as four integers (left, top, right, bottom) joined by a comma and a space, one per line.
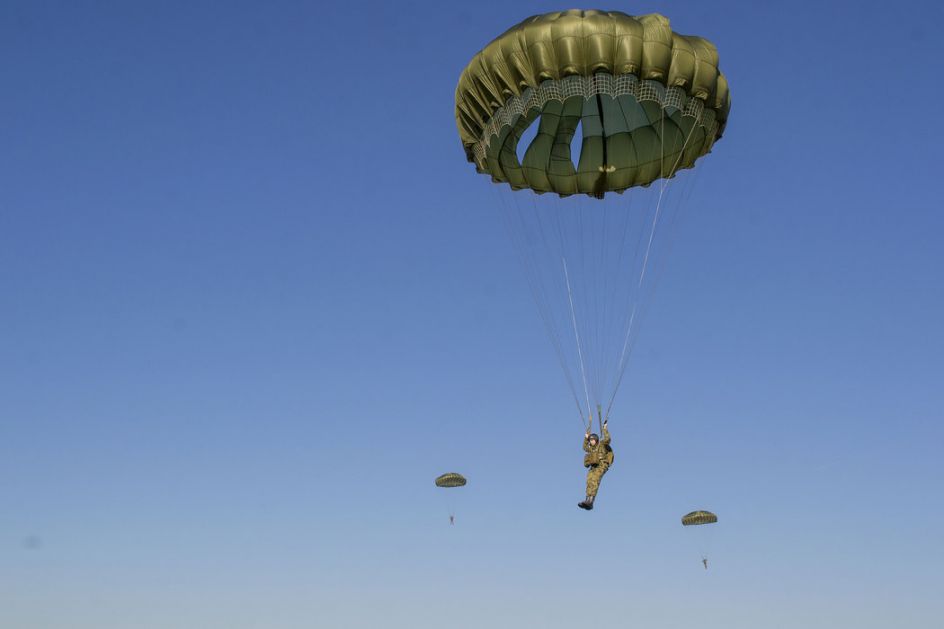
682, 510, 718, 569
435, 473, 467, 488
681, 510, 718, 526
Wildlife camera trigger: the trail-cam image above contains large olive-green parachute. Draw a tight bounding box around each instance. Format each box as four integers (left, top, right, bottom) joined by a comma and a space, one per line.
435, 473, 467, 488
456, 10, 729, 197
455, 10, 731, 430
682, 510, 718, 526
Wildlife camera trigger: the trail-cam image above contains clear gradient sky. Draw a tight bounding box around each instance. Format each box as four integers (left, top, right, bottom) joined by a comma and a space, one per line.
2, 1, 943, 627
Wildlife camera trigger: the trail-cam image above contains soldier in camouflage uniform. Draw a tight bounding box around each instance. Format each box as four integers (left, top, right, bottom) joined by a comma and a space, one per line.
578, 421, 613, 510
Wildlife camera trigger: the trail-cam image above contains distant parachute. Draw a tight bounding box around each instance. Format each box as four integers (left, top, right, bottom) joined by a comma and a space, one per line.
435, 473, 467, 488
435, 473, 467, 525
681, 510, 717, 526
682, 510, 717, 569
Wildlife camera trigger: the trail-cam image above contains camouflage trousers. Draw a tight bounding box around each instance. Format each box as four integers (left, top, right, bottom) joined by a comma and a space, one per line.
585, 463, 609, 497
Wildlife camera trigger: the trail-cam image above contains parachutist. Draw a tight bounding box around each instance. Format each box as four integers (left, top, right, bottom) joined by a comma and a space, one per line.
457, 13, 730, 495
436, 473, 466, 524
578, 420, 613, 510
682, 510, 718, 568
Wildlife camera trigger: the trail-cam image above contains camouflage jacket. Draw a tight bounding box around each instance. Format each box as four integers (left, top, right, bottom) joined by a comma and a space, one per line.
583, 425, 614, 467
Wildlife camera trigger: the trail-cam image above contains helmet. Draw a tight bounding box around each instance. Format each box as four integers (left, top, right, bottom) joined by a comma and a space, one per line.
588, 433, 599, 443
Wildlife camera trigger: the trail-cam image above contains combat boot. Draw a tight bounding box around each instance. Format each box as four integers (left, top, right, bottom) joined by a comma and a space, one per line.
577, 495, 595, 510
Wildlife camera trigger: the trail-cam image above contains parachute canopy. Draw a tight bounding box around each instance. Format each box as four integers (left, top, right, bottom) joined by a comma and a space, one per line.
454, 10, 732, 427
681, 510, 718, 526
456, 10, 730, 197
435, 473, 467, 488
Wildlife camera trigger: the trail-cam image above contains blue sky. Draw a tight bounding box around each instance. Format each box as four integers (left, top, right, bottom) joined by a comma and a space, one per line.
2, 1, 942, 627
